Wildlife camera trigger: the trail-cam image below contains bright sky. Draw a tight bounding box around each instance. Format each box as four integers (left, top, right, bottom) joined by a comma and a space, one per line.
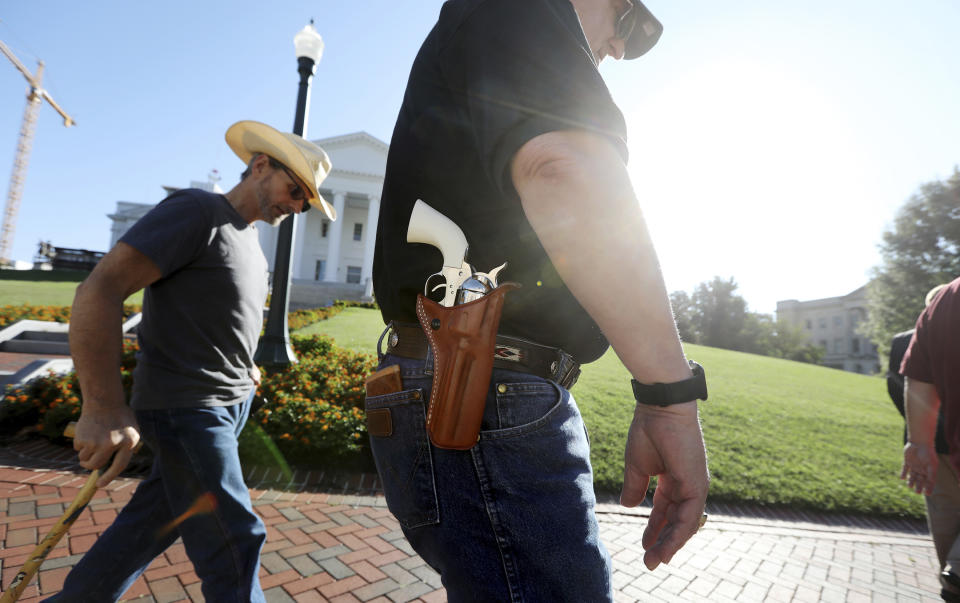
1, 1, 957, 315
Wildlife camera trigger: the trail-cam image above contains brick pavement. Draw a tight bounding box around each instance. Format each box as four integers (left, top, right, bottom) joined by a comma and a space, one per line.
0, 445, 942, 602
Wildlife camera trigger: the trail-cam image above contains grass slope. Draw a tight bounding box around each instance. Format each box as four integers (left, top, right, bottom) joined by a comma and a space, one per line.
0, 271, 143, 307
4, 278, 919, 518
295, 306, 388, 351
298, 307, 923, 518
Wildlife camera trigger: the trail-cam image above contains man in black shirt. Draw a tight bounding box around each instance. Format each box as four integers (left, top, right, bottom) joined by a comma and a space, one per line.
369, 1, 708, 599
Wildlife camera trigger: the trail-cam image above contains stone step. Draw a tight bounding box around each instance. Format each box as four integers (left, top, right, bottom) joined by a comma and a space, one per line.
0, 339, 71, 355
0, 357, 74, 388
14, 330, 69, 342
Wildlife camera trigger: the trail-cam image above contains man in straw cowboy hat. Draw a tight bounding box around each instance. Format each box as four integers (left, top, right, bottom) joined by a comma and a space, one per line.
46, 121, 333, 602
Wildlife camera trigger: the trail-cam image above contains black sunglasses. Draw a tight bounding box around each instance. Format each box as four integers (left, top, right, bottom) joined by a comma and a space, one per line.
616, 0, 638, 41
269, 158, 311, 212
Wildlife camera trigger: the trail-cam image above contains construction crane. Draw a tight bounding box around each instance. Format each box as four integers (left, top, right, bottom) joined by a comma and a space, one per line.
0, 38, 75, 267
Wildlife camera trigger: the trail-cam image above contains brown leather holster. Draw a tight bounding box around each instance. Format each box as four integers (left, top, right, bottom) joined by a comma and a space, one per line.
415, 283, 519, 450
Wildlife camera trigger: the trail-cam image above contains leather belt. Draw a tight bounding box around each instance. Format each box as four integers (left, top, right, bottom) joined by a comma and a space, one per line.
382, 322, 581, 390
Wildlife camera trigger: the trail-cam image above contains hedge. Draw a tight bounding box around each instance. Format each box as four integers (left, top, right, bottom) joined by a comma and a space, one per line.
0, 301, 381, 470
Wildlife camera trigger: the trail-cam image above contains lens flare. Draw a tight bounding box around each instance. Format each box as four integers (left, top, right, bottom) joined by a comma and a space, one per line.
155, 492, 217, 539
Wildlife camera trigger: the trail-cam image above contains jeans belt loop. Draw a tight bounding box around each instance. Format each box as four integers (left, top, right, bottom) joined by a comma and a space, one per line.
552, 350, 581, 389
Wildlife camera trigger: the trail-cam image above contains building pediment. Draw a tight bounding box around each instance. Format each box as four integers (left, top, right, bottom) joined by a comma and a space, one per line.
312, 132, 388, 177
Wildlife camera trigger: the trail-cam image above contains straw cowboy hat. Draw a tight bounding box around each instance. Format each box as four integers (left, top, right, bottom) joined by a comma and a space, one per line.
225, 120, 336, 221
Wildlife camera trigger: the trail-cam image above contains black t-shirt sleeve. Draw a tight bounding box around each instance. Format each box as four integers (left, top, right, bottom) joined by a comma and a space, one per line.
436, 0, 628, 197
119, 193, 211, 277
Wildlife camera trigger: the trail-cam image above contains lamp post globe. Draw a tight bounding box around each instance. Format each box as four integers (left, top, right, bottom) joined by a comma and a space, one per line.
254, 21, 325, 367
294, 21, 324, 65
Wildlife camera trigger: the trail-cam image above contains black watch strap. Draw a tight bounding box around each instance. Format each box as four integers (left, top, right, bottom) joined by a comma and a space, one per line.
631, 361, 708, 407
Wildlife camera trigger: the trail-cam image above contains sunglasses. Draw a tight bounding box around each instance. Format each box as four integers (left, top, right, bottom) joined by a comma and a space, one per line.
270, 159, 311, 212
616, 0, 638, 41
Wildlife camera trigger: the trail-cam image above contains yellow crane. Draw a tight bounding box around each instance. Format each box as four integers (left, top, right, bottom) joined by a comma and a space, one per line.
0, 38, 75, 267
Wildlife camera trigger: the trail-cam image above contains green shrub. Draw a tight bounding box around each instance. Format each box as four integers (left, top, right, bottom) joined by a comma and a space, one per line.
0, 339, 139, 438
1, 329, 377, 471
254, 334, 377, 469
0, 304, 142, 329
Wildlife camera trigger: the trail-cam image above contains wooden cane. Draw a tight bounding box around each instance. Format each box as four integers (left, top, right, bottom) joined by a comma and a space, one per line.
0, 468, 100, 602
0, 421, 135, 602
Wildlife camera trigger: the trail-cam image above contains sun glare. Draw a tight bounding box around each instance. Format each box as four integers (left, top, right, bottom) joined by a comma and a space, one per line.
621, 58, 874, 311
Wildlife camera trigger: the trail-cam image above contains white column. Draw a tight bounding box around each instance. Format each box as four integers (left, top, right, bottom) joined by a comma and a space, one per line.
323, 191, 346, 282
360, 196, 379, 295
291, 211, 309, 279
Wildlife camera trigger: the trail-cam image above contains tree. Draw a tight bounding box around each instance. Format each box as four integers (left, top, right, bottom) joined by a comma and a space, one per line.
671, 277, 825, 364
862, 168, 960, 353
669, 290, 698, 343
691, 276, 748, 349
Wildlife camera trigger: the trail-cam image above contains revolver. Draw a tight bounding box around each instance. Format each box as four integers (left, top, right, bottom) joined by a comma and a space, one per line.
407, 199, 506, 307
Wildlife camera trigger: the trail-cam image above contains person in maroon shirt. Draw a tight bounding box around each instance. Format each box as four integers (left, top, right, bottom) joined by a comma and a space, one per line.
901, 277, 960, 601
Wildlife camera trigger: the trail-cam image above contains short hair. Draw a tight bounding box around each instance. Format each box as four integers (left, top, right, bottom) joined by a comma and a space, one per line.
240, 154, 288, 180
925, 283, 949, 307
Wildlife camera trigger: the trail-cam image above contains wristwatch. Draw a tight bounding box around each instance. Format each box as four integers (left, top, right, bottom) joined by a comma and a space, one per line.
631, 361, 708, 406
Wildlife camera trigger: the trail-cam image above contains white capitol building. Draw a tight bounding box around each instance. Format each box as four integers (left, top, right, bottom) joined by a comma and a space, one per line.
107, 132, 388, 307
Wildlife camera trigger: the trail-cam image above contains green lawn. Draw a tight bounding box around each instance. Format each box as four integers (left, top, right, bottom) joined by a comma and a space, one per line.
296, 306, 923, 518
0, 271, 143, 306
296, 307, 388, 351
3, 279, 920, 518
0, 280, 84, 306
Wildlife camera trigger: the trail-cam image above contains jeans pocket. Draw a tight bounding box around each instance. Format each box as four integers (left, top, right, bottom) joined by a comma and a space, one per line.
488, 379, 563, 435
365, 388, 439, 529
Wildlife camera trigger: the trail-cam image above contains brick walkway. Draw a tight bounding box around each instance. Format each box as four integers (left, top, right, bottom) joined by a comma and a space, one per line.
0, 440, 942, 602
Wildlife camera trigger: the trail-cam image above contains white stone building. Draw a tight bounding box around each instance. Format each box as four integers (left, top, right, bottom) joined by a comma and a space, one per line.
107, 175, 225, 250
776, 286, 880, 374
106, 132, 388, 307
255, 132, 386, 300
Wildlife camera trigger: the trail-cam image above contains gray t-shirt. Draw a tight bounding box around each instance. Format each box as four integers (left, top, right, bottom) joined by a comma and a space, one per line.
120, 189, 269, 410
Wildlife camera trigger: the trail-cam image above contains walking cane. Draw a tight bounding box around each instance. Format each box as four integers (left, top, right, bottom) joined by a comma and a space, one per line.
0, 422, 131, 602
0, 468, 100, 602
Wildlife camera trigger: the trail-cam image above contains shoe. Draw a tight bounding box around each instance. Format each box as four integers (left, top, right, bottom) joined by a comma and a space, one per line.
941, 571, 960, 602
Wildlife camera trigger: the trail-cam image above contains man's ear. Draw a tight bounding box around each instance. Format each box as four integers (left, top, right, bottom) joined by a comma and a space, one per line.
252, 153, 271, 177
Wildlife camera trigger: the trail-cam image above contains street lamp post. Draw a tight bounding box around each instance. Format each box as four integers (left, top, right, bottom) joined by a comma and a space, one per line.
254, 21, 325, 366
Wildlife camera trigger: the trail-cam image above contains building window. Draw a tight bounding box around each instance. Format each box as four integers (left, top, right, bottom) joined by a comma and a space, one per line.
819, 340, 828, 349
833, 315, 843, 327
346, 266, 362, 284
321, 221, 329, 238
855, 363, 863, 373
353, 223, 363, 241
834, 338, 844, 354
805, 319, 812, 330
315, 260, 326, 281
851, 338, 860, 353
818, 318, 827, 329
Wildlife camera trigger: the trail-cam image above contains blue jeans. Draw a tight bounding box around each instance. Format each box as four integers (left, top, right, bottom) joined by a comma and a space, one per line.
366, 354, 612, 602
46, 392, 266, 603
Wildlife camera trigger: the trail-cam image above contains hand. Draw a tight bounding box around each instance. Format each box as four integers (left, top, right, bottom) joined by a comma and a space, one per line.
620, 401, 709, 571
73, 405, 141, 488
901, 442, 937, 496
250, 365, 261, 386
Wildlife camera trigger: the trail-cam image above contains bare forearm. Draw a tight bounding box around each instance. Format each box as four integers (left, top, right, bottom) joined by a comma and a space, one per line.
70, 279, 126, 410
904, 377, 939, 446
514, 130, 689, 383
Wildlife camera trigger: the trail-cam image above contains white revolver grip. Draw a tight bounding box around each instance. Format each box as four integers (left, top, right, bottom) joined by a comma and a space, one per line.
407, 200, 469, 269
